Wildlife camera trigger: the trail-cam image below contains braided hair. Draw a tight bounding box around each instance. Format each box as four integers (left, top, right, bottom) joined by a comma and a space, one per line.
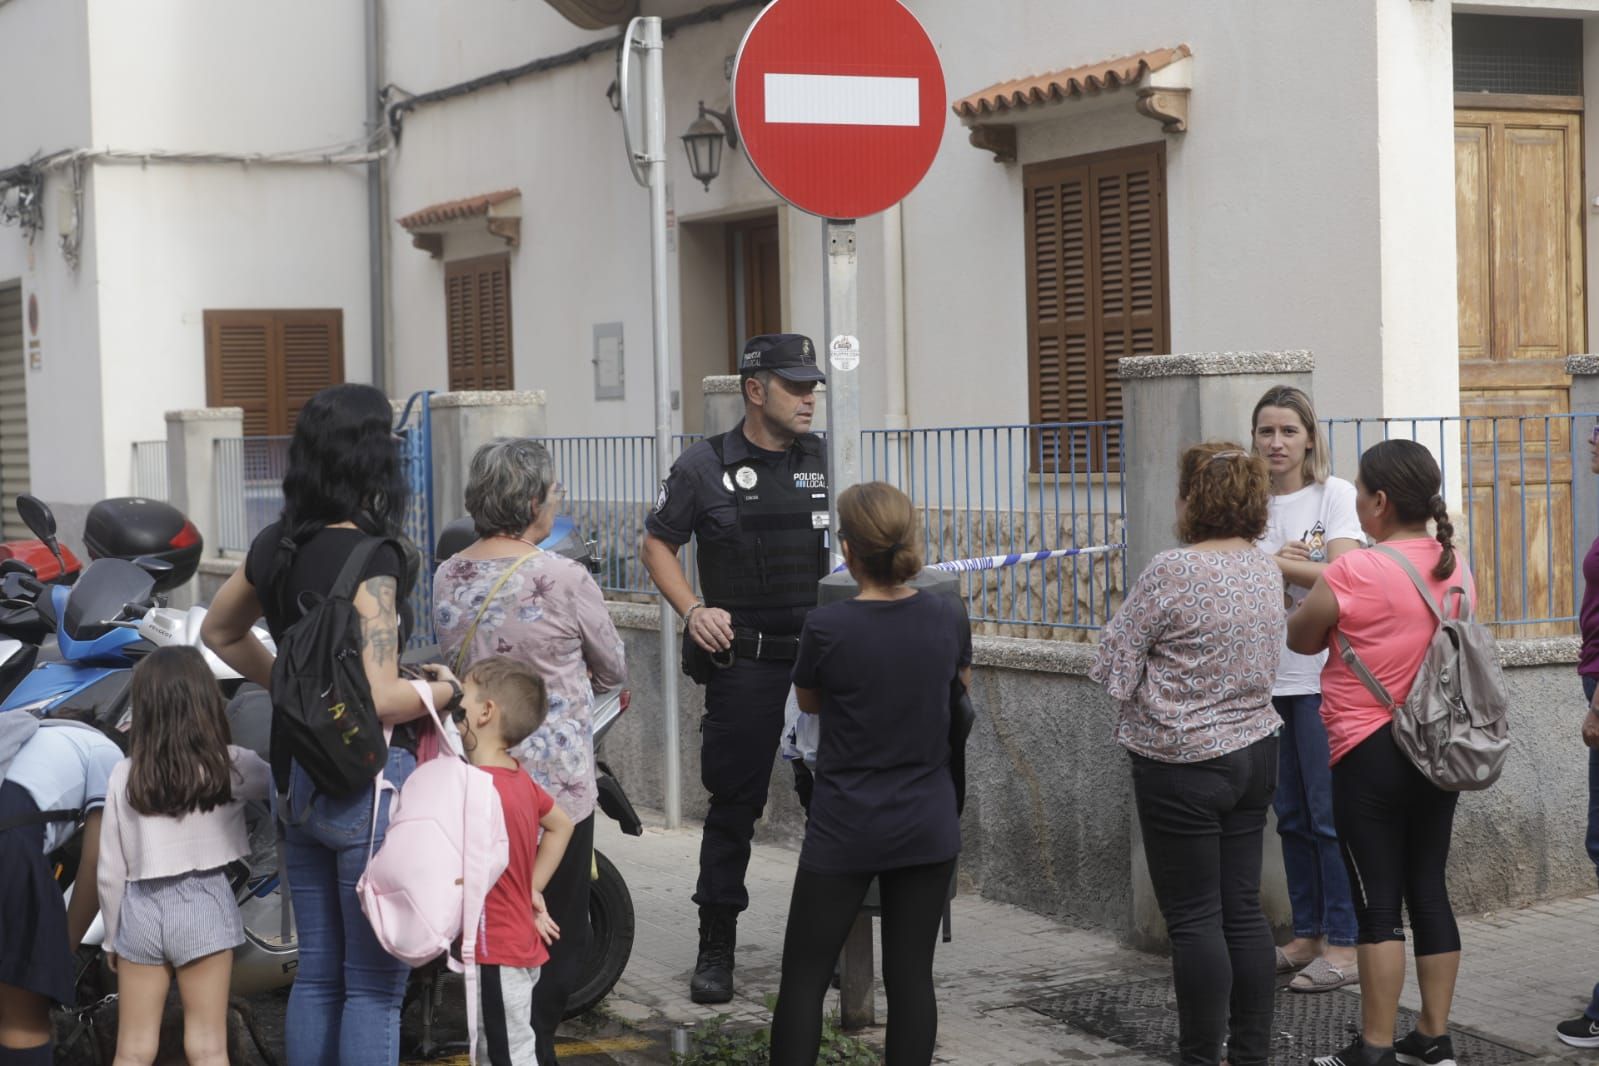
1356, 439, 1456, 579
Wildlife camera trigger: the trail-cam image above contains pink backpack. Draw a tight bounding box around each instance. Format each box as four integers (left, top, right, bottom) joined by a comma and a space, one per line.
356, 680, 508, 1064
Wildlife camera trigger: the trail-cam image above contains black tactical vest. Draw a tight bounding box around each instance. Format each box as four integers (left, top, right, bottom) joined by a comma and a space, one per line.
696, 432, 829, 611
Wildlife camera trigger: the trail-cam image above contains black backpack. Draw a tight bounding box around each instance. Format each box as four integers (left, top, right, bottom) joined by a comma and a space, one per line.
268, 536, 397, 798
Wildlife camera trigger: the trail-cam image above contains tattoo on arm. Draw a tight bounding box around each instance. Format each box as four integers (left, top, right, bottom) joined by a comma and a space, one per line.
358, 575, 400, 669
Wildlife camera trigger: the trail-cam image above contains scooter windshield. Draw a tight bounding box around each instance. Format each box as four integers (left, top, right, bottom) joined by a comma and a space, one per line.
63, 558, 155, 641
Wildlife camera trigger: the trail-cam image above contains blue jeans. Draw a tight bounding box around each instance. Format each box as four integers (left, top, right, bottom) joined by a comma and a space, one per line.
1582, 677, 1599, 1020
1272, 694, 1357, 947
282, 746, 416, 1066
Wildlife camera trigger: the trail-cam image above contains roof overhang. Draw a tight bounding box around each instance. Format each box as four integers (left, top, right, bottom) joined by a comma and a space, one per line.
397, 189, 522, 259
952, 45, 1193, 163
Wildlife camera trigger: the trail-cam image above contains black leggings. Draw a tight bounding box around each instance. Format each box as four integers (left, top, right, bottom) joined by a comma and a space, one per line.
769, 859, 955, 1066
531, 814, 594, 1065
1332, 728, 1461, 954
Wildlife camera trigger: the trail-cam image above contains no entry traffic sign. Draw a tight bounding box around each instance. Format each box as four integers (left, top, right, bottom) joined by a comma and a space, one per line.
732, 0, 947, 221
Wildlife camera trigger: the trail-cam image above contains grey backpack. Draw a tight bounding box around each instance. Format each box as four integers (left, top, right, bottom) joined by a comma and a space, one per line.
1335, 544, 1510, 791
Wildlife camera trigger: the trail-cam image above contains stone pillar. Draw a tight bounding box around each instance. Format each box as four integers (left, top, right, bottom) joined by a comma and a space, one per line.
428, 391, 548, 534
1117, 350, 1314, 949
1568, 356, 1599, 564
164, 407, 244, 607
702, 375, 828, 438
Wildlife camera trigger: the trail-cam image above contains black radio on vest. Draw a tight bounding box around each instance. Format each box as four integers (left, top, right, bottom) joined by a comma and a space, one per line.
695, 432, 829, 609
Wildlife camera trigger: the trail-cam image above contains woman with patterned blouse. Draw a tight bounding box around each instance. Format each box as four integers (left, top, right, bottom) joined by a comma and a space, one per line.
1090, 442, 1285, 1066
433, 438, 627, 1066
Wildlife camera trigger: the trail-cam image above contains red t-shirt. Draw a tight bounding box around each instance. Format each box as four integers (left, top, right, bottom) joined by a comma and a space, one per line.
476, 766, 556, 968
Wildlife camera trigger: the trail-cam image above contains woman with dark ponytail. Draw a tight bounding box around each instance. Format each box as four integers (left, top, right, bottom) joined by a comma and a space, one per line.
1288, 439, 1474, 1066
770, 482, 969, 1065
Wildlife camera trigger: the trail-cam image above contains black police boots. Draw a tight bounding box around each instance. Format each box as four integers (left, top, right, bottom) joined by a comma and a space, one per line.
690, 905, 737, 1004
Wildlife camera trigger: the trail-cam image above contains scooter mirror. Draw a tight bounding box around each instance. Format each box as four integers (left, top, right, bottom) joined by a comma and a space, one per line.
0, 559, 36, 578
15, 495, 56, 542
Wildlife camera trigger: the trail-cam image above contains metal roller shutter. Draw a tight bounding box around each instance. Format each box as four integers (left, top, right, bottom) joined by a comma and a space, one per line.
0, 286, 30, 538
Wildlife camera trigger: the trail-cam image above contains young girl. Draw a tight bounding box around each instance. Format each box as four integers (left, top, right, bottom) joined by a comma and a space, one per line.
97, 646, 270, 1066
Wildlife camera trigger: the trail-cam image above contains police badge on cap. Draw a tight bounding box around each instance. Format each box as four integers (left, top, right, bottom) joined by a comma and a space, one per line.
738, 333, 826, 384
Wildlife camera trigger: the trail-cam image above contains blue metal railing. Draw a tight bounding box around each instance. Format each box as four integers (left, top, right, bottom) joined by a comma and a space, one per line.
864, 421, 1125, 632
131, 440, 168, 501
396, 391, 435, 647
542, 434, 703, 597
1321, 414, 1594, 633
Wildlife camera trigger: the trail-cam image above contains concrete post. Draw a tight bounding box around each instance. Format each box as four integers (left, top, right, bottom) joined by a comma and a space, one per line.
1117, 350, 1314, 949
428, 390, 548, 534
1567, 356, 1599, 566
164, 407, 244, 606
702, 376, 828, 439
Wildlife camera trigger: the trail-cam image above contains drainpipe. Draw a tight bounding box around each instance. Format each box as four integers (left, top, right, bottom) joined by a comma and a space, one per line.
365, 0, 390, 393
882, 204, 910, 481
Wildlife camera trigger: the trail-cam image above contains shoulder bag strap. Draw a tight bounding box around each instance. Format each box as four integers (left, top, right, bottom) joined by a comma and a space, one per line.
1334, 543, 1447, 712
331, 536, 397, 602
1369, 544, 1445, 623
451, 551, 541, 674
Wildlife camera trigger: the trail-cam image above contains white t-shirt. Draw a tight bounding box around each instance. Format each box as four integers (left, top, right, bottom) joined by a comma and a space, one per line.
1258, 477, 1364, 696
5, 721, 123, 854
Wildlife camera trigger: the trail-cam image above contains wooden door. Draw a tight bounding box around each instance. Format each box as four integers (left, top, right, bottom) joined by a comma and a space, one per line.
1455, 108, 1585, 633
726, 217, 782, 369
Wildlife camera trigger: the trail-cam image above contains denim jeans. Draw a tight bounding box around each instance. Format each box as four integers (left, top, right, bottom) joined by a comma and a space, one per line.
1131, 736, 1279, 1066
1271, 694, 1357, 946
1582, 676, 1599, 1021
282, 745, 416, 1066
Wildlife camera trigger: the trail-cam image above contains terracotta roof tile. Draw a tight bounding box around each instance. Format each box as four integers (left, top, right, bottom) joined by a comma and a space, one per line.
953, 45, 1191, 120
397, 188, 521, 230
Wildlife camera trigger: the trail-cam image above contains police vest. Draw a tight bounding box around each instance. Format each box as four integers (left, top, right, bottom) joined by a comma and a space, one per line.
696, 432, 829, 611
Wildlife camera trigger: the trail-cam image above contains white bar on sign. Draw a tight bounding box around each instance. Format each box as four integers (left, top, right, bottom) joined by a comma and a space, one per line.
764, 73, 920, 127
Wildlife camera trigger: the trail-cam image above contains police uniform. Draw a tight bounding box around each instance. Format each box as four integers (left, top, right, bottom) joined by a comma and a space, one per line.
643, 333, 827, 1003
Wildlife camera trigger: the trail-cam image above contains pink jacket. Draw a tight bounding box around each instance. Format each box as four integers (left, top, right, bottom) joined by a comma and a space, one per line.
97, 746, 271, 949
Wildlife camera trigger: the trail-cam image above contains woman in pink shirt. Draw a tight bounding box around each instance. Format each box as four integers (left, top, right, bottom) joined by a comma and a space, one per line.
1288, 439, 1473, 1066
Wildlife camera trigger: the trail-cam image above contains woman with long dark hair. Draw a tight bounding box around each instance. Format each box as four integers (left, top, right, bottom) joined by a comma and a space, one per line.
1289, 440, 1473, 1066
1091, 443, 1283, 1066
98, 646, 271, 1066
203, 384, 461, 1066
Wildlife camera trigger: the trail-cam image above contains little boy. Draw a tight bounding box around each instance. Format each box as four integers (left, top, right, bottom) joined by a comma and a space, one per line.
455, 656, 574, 1066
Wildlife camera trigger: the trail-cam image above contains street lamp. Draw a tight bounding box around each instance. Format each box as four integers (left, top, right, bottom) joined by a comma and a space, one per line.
681, 101, 738, 191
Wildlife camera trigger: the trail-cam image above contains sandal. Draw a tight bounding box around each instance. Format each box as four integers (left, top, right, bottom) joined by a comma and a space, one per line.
1289, 955, 1358, 992
1275, 945, 1310, 974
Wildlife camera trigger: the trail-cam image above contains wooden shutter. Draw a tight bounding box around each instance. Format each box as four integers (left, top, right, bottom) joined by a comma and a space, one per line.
1025, 143, 1168, 472
445, 254, 514, 390
206, 309, 344, 436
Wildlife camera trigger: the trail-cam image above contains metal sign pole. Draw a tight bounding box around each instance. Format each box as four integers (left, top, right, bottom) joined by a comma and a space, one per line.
823, 218, 860, 553
623, 16, 681, 829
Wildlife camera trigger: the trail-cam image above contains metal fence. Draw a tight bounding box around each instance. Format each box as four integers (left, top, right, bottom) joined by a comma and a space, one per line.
1320, 413, 1597, 636
864, 422, 1126, 635
214, 436, 291, 553
131, 440, 168, 501
543, 434, 702, 598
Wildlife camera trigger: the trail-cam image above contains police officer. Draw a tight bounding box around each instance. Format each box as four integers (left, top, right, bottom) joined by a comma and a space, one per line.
641, 333, 829, 1004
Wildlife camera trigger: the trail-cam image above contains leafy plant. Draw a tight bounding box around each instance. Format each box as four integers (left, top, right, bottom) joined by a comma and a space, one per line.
671, 1001, 880, 1066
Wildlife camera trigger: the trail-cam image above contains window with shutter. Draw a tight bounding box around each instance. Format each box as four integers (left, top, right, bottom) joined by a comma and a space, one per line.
1025, 143, 1168, 473
444, 254, 514, 390
205, 309, 344, 437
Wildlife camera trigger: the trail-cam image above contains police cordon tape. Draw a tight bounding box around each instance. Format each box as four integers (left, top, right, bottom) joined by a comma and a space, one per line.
831, 544, 1124, 575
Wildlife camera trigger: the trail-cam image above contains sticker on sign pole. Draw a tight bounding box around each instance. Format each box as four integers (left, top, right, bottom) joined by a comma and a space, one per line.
829, 335, 861, 372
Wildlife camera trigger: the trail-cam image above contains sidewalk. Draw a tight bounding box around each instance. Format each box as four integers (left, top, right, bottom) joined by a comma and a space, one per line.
595, 815, 1599, 1065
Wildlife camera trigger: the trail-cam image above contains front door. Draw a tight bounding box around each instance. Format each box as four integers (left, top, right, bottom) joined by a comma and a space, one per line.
1455, 108, 1585, 633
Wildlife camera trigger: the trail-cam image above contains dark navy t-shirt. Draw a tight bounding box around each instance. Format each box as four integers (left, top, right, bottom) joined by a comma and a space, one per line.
790, 590, 972, 875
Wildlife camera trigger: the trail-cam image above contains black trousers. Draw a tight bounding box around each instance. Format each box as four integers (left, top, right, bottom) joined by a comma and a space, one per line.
1332, 728, 1461, 954
769, 859, 955, 1066
694, 657, 793, 911
1131, 736, 1278, 1066
531, 813, 594, 1065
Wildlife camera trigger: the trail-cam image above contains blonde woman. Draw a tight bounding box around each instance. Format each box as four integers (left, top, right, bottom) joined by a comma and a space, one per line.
1251, 385, 1363, 991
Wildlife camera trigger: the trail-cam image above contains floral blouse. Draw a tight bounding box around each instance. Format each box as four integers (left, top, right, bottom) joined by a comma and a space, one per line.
434, 552, 627, 822
1089, 548, 1284, 763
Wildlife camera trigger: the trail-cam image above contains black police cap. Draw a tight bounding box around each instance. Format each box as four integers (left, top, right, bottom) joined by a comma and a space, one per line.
738, 333, 825, 383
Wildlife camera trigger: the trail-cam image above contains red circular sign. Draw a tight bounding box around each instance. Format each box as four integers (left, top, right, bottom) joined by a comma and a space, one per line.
733, 0, 946, 221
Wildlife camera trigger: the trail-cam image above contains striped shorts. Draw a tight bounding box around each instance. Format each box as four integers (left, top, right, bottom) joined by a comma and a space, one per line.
478, 964, 542, 1066
113, 867, 244, 968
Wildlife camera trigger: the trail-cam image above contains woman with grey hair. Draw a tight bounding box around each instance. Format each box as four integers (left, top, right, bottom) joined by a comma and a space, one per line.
432, 437, 627, 1063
